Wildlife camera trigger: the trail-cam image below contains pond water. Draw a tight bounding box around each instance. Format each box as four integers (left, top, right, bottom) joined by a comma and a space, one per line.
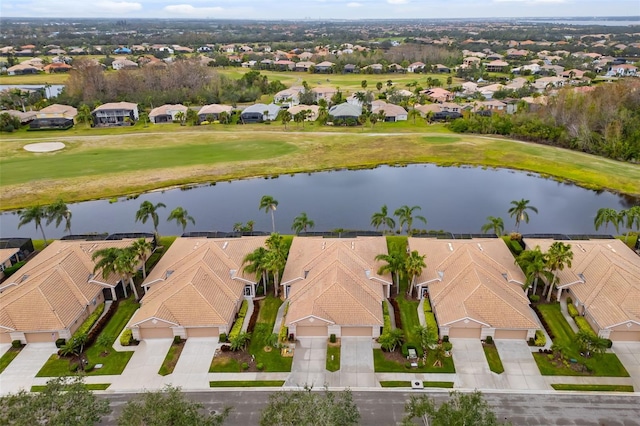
0, 84, 65, 99
1, 165, 637, 239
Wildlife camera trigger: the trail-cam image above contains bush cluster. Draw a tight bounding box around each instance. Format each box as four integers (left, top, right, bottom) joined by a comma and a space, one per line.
241, 362, 249, 370
534, 330, 546, 347
11, 340, 23, 348
329, 334, 336, 343
85, 300, 118, 349
382, 301, 392, 333
55, 338, 66, 348
120, 329, 134, 346
278, 325, 288, 343
574, 316, 597, 338
567, 303, 580, 318
256, 363, 264, 371
529, 294, 540, 303
218, 333, 227, 343
424, 313, 438, 340
228, 300, 249, 340
484, 336, 494, 345
73, 303, 105, 340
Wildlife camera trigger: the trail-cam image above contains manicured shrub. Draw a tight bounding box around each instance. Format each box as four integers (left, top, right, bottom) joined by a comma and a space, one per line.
443, 342, 453, 351
278, 325, 288, 343
604, 339, 613, 349
73, 303, 105, 340
218, 333, 227, 343
382, 301, 391, 334
425, 312, 438, 338
256, 363, 264, 371
241, 362, 249, 370
55, 338, 66, 348
120, 329, 133, 346
329, 334, 336, 343
566, 296, 573, 304
574, 316, 597, 338
509, 239, 524, 255
422, 297, 432, 313
442, 335, 449, 343
484, 336, 493, 345
529, 294, 540, 303
529, 338, 535, 346
11, 340, 22, 348
567, 303, 579, 318
85, 300, 118, 349
173, 336, 182, 345
534, 330, 546, 347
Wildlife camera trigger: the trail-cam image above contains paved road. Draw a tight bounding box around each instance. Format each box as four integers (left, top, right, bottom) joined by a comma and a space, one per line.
99, 390, 640, 425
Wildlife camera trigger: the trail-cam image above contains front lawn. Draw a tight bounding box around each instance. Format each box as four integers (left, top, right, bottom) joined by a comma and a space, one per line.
0, 347, 23, 374
37, 297, 139, 377
373, 349, 455, 373
209, 356, 241, 372
534, 303, 629, 377
31, 383, 110, 392
209, 380, 284, 387
482, 344, 505, 374
326, 345, 340, 372
380, 381, 454, 388
395, 297, 420, 344
550, 384, 634, 392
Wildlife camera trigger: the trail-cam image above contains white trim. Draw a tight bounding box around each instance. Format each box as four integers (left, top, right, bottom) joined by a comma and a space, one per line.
606, 319, 640, 330
142, 278, 164, 289
288, 314, 335, 325
131, 316, 180, 327
442, 316, 491, 328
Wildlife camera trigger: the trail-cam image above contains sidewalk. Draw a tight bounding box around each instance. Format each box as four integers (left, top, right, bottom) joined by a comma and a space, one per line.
272, 301, 288, 334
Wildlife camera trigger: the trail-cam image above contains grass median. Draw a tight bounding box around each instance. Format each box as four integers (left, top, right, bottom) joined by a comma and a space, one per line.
550, 384, 634, 392
2, 127, 639, 210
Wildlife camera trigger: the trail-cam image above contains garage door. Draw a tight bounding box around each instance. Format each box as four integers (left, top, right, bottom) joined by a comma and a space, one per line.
341, 327, 372, 337
609, 330, 640, 342
0, 332, 12, 344
187, 327, 218, 338
448, 328, 481, 339
494, 329, 528, 340
296, 326, 328, 337
24, 332, 58, 343
139, 327, 173, 339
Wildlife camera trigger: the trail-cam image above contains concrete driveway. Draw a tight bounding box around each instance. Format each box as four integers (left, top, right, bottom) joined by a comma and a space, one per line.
170, 337, 218, 389
110, 338, 173, 391
336, 337, 376, 388
450, 338, 495, 389
494, 339, 547, 390
285, 338, 326, 388
0, 342, 57, 395
613, 342, 640, 390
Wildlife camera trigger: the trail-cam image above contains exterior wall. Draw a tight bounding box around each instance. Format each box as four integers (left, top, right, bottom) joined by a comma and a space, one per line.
609, 330, 640, 342
0, 331, 12, 343
494, 329, 528, 340
67, 293, 104, 336
341, 326, 373, 337
187, 327, 219, 338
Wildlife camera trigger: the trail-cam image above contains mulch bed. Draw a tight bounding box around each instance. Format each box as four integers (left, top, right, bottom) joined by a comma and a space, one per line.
380, 348, 408, 364
215, 349, 261, 372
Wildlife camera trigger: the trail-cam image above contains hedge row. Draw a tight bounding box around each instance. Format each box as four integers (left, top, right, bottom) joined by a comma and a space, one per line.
382, 301, 391, 333
531, 305, 555, 341
3, 261, 26, 278
120, 329, 133, 346
247, 300, 260, 333
423, 297, 432, 313
425, 312, 438, 340
85, 300, 118, 349
228, 300, 249, 340
72, 303, 105, 340
574, 316, 598, 338
567, 303, 580, 318
534, 329, 546, 347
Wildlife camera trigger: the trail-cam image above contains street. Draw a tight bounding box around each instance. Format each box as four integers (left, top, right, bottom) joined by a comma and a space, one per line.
99, 390, 640, 425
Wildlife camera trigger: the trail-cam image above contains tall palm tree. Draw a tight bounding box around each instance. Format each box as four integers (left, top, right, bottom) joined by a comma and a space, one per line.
131, 238, 153, 279
114, 247, 140, 300
135, 201, 166, 237
375, 251, 404, 295
77, 104, 92, 128
594, 207, 622, 234
18, 205, 49, 247
174, 111, 186, 126
371, 205, 396, 234
46, 199, 73, 235
545, 242, 573, 302
92, 247, 127, 297
508, 199, 538, 232
480, 216, 504, 236
394, 205, 427, 235
516, 247, 550, 296
243, 247, 269, 295
280, 110, 291, 129
291, 212, 315, 235
405, 250, 427, 297
167, 207, 195, 233
265, 234, 287, 298
259, 195, 279, 233
622, 206, 640, 243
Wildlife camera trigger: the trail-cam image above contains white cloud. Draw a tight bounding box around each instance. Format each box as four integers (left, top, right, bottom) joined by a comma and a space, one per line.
346, 2, 362, 6
95, 0, 142, 12
164, 4, 224, 14
387, 0, 409, 4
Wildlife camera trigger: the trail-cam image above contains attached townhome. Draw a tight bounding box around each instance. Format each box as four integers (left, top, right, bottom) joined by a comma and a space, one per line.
92, 102, 139, 126
197, 104, 233, 122
128, 236, 266, 340
371, 100, 408, 122
282, 237, 392, 338
529, 239, 640, 342
408, 238, 540, 341
149, 104, 188, 124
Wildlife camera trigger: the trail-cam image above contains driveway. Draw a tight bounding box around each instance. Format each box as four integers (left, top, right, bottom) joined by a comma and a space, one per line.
494, 339, 547, 390
613, 342, 640, 391
0, 342, 57, 395
109, 338, 173, 392
335, 337, 376, 388
170, 337, 218, 389
285, 338, 326, 388
450, 338, 497, 389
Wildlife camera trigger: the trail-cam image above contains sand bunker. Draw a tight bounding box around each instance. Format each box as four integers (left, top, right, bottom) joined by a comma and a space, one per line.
23, 142, 66, 153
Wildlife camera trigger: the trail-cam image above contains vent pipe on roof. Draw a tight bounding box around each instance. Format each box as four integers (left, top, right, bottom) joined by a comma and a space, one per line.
351, 241, 355, 250
448, 243, 453, 252
222, 241, 228, 249
477, 243, 483, 251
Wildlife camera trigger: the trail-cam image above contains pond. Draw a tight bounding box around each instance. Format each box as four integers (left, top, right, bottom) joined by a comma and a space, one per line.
0, 84, 65, 99
1, 164, 637, 239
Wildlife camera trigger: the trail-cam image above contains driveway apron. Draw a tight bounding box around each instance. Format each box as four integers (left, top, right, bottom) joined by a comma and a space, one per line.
0, 342, 57, 395
337, 337, 376, 388
613, 342, 640, 391
109, 338, 173, 392
170, 337, 219, 389
285, 337, 326, 388
450, 338, 498, 390
494, 339, 547, 390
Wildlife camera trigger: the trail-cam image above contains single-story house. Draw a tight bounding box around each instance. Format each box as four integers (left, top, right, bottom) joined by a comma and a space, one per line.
295, 61, 315, 72
287, 105, 319, 121
328, 103, 362, 121
407, 62, 425, 73
422, 88, 454, 103
29, 104, 77, 130
3, 110, 37, 124
282, 237, 392, 338
312, 87, 337, 103
315, 61, 335, 72
92, 102, 139, 127
408, 238, 539, 340
240, 103, 280, 123
7, 63, 41, 75
532, 76, 565, 91
343, 64, 358, 73
371, 101, 408, 122
196, 104, 233, 123
274, 60, 295, 71
274, 86, 305, 105
112, 58, 138, 70
0, 238, 148, 344
0, 248, 21, 280
128, 236, 267, 340
43, 63, 72, 73
528, 239, 640, 342
149, 104, 188, 124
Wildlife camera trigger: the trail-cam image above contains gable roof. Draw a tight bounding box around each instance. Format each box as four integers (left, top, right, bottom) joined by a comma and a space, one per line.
527, 239, 640, 330
150, 104, 188, 118
328, 103, 361, 117
36, 104, 77, 118
130, 237, 267, 328
197, 104, 232, 116
93, 102, 138, 112
284, 237, 391, 327
408, 238, 538, 330
0, 239, 142, 333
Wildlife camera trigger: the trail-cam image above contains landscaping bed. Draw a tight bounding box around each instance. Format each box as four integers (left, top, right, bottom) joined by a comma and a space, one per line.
209, 380, 284, 388
373, 349, 455, 373
482, 341, 504, 374
550, 384, 634, 392
380, 381, 454, 388
0, 346, 23, 374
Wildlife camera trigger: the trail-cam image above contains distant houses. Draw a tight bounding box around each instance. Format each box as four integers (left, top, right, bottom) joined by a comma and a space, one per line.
92, 102, 139, 127
29, 104, 77, 130
149, 104, 188, 124
240, 103, 280, 123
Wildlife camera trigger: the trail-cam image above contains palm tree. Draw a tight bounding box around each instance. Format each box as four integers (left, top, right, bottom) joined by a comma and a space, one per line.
243, 247, 270, 295
280, 110, 291, 129
46, 199, 72, 235
175, 111, 186, 126
371, 205, 396, 234
114, 247, 141, 300
594, 207, 622, 234
375, 251, 404, 295
291, 212, 315, 235
131, 238, 153, 279
259, 195, 279, 233
508, 199, 538, 232
394, 205, 427, 235
622, 206, 640, 243
544, 242, 573, 302
516, 247, 549, 296
77, 104, 92, 128
376, 81, 383, 92
60, 334, 88, 370
168, 207, 195, 233
415, 325, 438, 362
379, 328, 404, 352
265, 233, 287, 297
405, 250, 427, 297
18, 205, 49, 247
480, 216, 504, 236
92, 247, 127, 297
135, 201, 166, 237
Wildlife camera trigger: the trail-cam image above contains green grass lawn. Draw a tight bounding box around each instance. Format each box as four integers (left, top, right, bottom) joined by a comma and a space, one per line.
326, 345, 341, 372
209, 380, 285, 387
395, 297, 420, 344
37, 297, 139, 377
158, 341, 184, 376
550, 384, 634, 392
0, 347, 22, 374
482, 344, 505, 374
373, 349, 455, 373
534, 303, 629, 377
380, 381, 454, 388
30, 383, 110, 392
209, 356, 241, 372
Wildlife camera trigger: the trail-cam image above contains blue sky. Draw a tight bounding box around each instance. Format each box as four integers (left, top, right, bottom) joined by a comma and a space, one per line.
2, 0, 639, 19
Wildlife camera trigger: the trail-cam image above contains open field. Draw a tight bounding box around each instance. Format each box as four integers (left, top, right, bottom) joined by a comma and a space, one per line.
0, 73, 70, 85
2, 126, 640, 210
